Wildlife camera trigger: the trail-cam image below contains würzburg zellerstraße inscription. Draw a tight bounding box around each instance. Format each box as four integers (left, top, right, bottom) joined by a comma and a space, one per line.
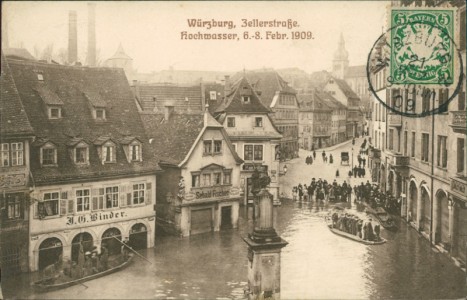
181, 18, 314, 41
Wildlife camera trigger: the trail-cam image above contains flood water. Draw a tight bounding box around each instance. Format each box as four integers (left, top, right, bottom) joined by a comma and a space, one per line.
3, 200, 467, 299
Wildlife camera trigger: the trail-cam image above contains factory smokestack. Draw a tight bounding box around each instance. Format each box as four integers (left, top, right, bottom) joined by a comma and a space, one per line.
86, 3, 96, 66
68, 10, 78, 64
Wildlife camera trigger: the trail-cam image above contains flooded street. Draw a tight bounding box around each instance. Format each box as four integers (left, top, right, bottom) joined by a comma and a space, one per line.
4, 199, 466, 299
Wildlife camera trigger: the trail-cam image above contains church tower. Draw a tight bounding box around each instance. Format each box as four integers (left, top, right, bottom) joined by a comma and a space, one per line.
332, 33, 349, 79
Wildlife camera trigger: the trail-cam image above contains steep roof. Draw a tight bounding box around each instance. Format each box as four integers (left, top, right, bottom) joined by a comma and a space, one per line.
7, 58, 161, 184
133, 83, 203, 112
0, 53, 34, 137
345, 65, 366, 78
107, 44, 132, 61
297, 93, 332, 112
141, 113, 205, 165
232, 70, 296, 107
214, 77, 271, 114
318, 91, 347, 110
3, 48, 36, 61
333, 78, 360, 100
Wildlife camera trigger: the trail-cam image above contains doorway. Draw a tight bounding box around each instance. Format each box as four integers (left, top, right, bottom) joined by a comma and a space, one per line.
221, 206, 233, 229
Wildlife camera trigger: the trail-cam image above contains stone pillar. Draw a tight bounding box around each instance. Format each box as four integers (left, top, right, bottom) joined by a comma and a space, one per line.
244, 188, 288, 300
417, 191, 423, 230
448, 198, 457, 255
406, 182, 412, 222
432, 194, 440, 243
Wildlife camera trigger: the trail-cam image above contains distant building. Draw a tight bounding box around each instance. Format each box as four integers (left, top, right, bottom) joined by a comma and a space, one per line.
319, 92, 347, 145
103, 44, 134, 78
297, 92, 332, 150
331, 33, 349, 80
2, 48, 36, 61
233, 70, 300, 160
132, 82, 204, 114
141, 108, 243, 237
7, 57, 160, 272
324, 77, 364, 138
0, 53, 34, 274
213, 77, 282, 205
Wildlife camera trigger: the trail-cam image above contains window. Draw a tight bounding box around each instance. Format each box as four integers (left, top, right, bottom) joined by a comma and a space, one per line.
202, 174, 211, 187
6, 195, 21, 219
95, 109, 106, 120
203, 140, 212, 155
244, 144, 263, 161
437, 136, 448, 168
227, 117, 235, 127
209, 91, 217, 100
40, 192, 60, 217
255, 117, 263, 127
422, 88, 432, 113
76, 189, 91, 212
1, 143, 9, 167
214, 141, 222, 154
103, 144, 115, 163
388, 129, 394, 151
242, 96, 250, 103
41, 146, 56, 166
132, 183, 145, 205
75, 146, 88, 164
192, 174, 200, 187
49, 107, 61, 119
403, 131, 408, 156
421, 133, 429, 162
438, 88, 448, 113
411, 132, 416, 158
213, 172, 222, 185
224, 171, 231, 185
105, 186, 119, 208
37, 73, 44, 81
130, 144, 140, 161
458, 138, 465, 173
9, 143, 24, 166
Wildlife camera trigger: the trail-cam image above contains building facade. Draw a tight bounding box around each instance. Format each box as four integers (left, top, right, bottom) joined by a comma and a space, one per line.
369, 0, 467, 267
7, 58, 161, 272
142, 108, 243, 237
0, 53, 34, 274
298, 93, 332, 150
213, 77, 282, 205
235, 70, 300, 160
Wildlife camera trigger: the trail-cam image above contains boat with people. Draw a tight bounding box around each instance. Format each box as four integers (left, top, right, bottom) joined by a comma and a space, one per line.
360, 201, 398, 231
324, 214, 386, 245
32, 254, 133, 292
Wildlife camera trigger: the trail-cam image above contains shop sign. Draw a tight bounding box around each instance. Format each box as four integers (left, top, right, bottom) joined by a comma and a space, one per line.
66, 210, 127, 226
0, 173, 27, 188
195, 189, 230, 199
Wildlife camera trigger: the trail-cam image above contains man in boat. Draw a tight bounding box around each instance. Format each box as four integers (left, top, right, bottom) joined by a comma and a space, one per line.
332, 212, 338, 228
42, 254, 63, 281
367, 218, 375, 241
99, 244, 109, 271
374, 224, 381, 241
121, 238, 130, 261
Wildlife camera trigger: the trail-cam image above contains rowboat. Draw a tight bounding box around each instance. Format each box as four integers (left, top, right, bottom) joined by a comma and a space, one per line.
32, 255, 133, 293
361, 202, 398, 231
324, 216, 386, 245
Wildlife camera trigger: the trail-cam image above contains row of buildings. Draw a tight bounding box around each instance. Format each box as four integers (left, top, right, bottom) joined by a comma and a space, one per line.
367, 0, 466, 268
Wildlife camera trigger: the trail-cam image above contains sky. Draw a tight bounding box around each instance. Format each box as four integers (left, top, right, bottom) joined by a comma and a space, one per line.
3, 1, 389, 73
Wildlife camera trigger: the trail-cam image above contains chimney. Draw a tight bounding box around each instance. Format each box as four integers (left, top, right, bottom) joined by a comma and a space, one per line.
68, 11, 78, 64
86, 3, 96, 67
200, 79, 206, 111
203, 104, 209, 126
224, 75, 231, 96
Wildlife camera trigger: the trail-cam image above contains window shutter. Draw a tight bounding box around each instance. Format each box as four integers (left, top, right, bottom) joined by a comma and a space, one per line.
102, 147, 107, 163
129, 146, 134, 162
127, 192, 132, 206
61, 191, 68, 200
68, 199, 74, 214
120, 185, 127, 207
92, 197, 98, 211
34, 203, 39, 219
60, 199, 67, 216
145, 184, 152, 205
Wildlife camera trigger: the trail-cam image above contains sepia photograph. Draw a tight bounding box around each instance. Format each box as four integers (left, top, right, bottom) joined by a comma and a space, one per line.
0, 1, 466, 299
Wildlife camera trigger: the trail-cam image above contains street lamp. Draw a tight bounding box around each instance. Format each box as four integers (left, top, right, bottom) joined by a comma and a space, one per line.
279, 164, 288, 176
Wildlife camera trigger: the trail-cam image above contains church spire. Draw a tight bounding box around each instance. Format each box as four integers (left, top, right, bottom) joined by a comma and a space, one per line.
332, 33, 349, 79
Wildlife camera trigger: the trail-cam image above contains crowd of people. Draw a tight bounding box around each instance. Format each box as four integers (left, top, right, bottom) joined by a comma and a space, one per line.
292, 178, 352, 203
331, 212, 381, 242
305, 150, 334, 165
354, 182, 401, 215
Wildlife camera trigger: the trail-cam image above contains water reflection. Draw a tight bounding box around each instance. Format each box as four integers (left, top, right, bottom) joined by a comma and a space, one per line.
3, 200, 466, 299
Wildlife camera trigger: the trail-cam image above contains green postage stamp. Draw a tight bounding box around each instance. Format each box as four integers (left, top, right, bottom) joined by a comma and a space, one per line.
390, 9, 455, 85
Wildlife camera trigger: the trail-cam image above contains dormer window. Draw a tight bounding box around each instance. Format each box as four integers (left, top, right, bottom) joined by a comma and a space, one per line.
102, 143, 115, 163
255, 117, 263, 127
40, 142, 57, 166
209, 91, 217, 100
37, 73, 44, 81
120, 137, 143, 163
48, 107, 62, 119
94, 108, 106, 120
75, 146, 88, 164
242, 96, 250, 103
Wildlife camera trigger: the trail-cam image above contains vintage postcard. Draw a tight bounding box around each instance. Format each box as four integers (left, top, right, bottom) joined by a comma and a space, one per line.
1, 1, 466, 299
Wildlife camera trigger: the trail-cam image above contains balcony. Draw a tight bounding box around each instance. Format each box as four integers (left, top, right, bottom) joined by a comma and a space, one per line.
450, 176, 467, 201
369, 147, 381, 160
388, 113, 402, 127
386, 151, 409, 172
449, 111, 466, 133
